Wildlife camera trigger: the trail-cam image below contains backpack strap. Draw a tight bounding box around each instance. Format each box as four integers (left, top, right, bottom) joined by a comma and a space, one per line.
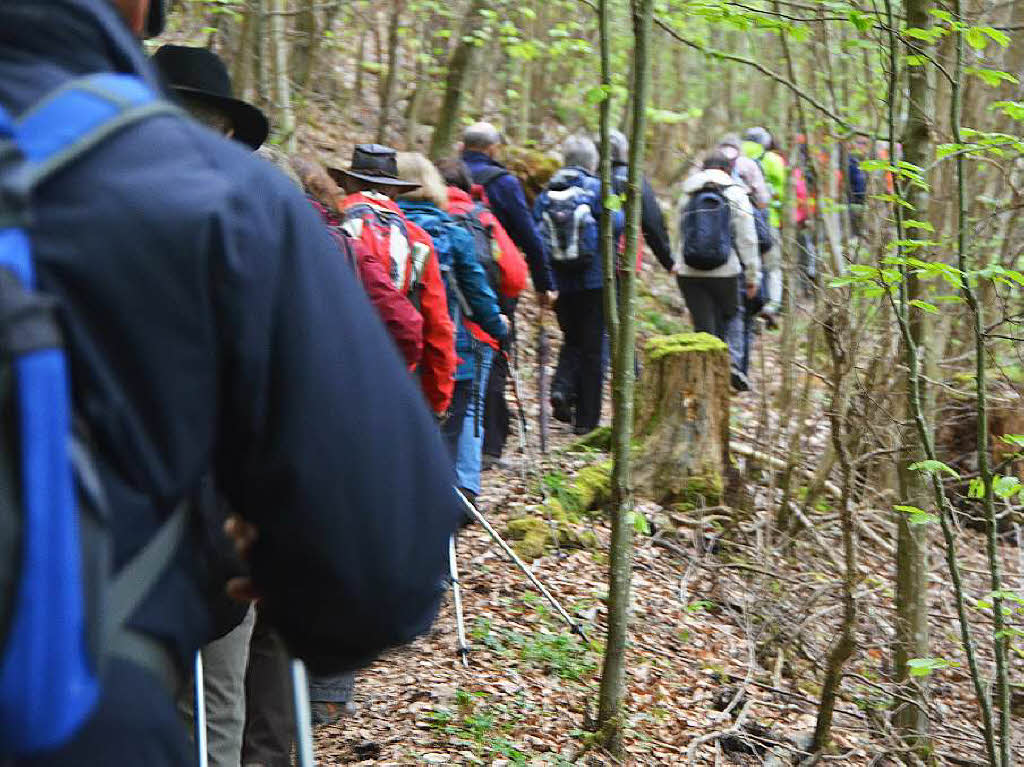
3, 74, 186, 691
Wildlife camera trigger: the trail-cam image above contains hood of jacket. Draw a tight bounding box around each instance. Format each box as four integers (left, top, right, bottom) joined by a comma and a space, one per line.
548, 166, 594, 190
447, 185, 474, 210
682, 168, 737, 195
0, 0, 165, 112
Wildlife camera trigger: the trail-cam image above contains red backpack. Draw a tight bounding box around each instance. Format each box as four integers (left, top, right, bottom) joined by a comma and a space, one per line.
339, 193, 432, 306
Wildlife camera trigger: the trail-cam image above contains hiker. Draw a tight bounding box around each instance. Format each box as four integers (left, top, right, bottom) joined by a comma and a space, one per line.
292, 155, 424, 369
535, 135, 623, 434
153, 44, 268, 767
608, 130, 674, 274
461, 122, 557, 308
438, 157, 528, 471
394, 153, 510, 508
846, 139, 868, 238
673, 150, 761, 392
743, 127, 787, 318
0, 2, 462, 764
791, 136, 817, 296
331, 144, 458, 417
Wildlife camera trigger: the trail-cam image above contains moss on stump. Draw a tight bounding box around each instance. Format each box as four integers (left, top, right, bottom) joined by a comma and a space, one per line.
634, 333, 731, 506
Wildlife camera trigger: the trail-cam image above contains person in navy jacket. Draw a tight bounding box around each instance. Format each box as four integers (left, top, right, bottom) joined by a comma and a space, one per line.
533, 135, 623, 435
0, 0, 461, 763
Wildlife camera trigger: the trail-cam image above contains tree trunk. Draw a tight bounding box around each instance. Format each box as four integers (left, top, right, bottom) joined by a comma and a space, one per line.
598, 0, 617, 368
231, 0, 256, 101
269, 0, 295, 151
892, 0, 933, 751
428, 0, 487, 161
596, 0, 651, 756
632, 334, 731, 506
375, 0, 404, 144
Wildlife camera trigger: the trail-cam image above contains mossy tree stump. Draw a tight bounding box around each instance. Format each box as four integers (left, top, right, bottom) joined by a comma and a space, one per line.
633, 333, 731, 506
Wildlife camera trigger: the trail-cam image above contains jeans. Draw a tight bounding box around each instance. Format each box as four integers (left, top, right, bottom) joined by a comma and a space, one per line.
763, 226, 783, 311
678, 275, 744, 373
454, 345, 493, 495
179, 604, 257, 767
553, 288, 606, 432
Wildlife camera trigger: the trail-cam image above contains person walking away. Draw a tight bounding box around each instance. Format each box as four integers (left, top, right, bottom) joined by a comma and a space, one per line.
673, 150, 761, 392
608, 130, 674, 274
395, 154, 509, 508
293, 155, 424, 369
0, 1, 463, 764
742, 127, 787, 319
152, 44, 265, 767
461, 122, 557, 309
791, 137, 817, 297
438, 158, 528, 472
535, 135, 623, 434
332, 144, 457, 417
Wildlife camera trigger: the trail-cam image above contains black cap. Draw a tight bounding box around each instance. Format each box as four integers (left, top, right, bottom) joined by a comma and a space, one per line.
327, 144, 420, 189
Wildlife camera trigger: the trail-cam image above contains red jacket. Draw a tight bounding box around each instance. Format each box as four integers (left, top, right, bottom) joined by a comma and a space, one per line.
338, 192, 456, 414
450, 185, 526, 350
308, 197, 424, 368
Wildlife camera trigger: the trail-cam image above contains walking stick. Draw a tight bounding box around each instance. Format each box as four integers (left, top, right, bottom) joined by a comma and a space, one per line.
193, 652, 208, 767
448, 534, 470, 667
290, 659, 316, 767
536, 308, 551, 455
455, 489, 587, 643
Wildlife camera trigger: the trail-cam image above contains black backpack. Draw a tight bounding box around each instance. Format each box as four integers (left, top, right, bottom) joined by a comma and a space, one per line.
681, 185, 733, 270
452, 203, 501, 294
538, 172, 599, 272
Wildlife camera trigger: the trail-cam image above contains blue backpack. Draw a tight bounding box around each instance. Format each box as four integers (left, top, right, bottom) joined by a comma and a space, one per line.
0, 74, 188, 756
681, 185, 733, 270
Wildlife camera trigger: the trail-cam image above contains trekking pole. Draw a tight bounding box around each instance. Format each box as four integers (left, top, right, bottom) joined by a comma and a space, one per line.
290, 659, 316, 767
455, 489, 588, 643
504, 349, 564, 558
448, 534, 470, 667
193, 652, 208, 767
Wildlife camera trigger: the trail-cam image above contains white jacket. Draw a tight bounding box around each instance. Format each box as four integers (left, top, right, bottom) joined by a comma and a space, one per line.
674, 169, 761, 285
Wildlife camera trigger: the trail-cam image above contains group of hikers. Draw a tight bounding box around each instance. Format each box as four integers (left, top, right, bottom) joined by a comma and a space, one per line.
0, 1, 831, 766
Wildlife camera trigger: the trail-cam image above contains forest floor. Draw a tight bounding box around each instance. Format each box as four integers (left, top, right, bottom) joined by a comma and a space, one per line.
313, 256, 1024, 766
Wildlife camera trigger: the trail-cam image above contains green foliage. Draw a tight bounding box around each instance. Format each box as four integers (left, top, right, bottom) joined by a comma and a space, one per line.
907, 657, 960, 677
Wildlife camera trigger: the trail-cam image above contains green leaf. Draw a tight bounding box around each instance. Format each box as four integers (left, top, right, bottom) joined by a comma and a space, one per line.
905, 54, 928, 66
966, 67, 1020, 88
979, 26, 1011, 47
910, 299, 938, 313
859, 159, 894, 172
907, 657, 959, 676
965, 27, 987, 50
604, 193, 624, 212
969, 477, 985, 499
584, 85, 610, 106
904, 26, 942, 43
909, 460, 959, 478
993, 475, 1021, 500
903, 219, 935, 232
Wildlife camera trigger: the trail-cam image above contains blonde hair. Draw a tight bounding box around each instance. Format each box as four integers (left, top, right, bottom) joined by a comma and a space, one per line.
395, 152, 449, 211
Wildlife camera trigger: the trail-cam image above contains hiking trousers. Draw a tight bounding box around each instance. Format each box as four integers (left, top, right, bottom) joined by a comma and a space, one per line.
179, 604, 257, 767
553, 288, 605, 432
678, 275, 744, 372
454, 345, 494, 495
482, 297, 517, 459
241, 606, 295, 767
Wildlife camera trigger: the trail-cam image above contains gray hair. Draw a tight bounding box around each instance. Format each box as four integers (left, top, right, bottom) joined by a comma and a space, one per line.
718, 132, 742, 151
562, 134, 598, 173
462, 122, 503, 151
609, 130, 628, 163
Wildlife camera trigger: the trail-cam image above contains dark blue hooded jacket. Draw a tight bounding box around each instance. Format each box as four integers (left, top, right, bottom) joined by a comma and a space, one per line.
462, 150, 554, 293
398, 201, 507, 382
0, 0, 461, 676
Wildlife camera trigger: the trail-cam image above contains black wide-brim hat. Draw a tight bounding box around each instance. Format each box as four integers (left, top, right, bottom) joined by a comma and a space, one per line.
327, 143, 420, 190
152, 45, 269, 150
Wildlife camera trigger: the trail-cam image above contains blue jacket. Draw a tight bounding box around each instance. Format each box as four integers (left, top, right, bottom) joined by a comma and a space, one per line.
534, 166, 624, 293
462, 150, 553, 293
0, 0, 462, 675
398, 201, 507, 382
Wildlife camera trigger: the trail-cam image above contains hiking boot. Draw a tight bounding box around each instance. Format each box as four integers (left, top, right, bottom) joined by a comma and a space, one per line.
730, 368, 751, 393
574, 424, 598, 436
482, 454, 508, 471
458, 488, 477, 527
550, 390, 573, 423
311, 700, 356, 726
